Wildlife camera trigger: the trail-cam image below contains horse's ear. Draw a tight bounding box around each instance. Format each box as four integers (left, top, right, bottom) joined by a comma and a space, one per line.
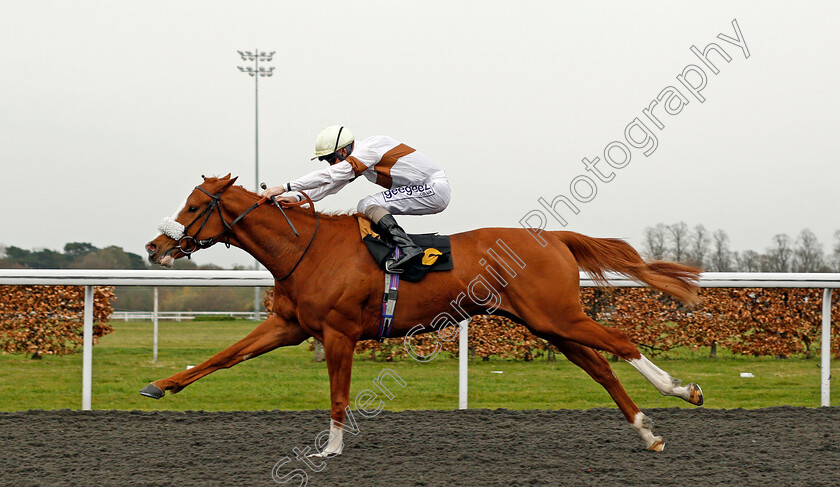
222, 173, 232, 180
220, 176, 238, 190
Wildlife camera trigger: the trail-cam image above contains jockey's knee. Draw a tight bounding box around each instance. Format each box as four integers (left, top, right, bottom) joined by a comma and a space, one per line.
362, 204, 390, 224
356, 196, 378, 215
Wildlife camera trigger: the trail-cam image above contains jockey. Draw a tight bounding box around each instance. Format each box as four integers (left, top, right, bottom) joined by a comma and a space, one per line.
261, 125, 451, 272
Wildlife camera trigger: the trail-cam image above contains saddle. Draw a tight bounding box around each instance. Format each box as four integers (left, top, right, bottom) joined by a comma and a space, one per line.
357, 217, 453, 283
357, 216, 454, 341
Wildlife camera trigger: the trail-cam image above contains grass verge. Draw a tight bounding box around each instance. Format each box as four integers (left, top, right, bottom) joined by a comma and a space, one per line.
1, 320, 837, 411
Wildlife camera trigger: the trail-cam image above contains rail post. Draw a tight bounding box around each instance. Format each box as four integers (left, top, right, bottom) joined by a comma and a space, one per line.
153, 287, 159, 363
82, 285, 93, 411
821, 288, 833, 407
459, 319, 468, 409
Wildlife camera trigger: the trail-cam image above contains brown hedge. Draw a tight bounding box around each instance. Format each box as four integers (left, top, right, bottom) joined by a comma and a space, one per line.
265, 287, 840, 361
0, 286, 115, 357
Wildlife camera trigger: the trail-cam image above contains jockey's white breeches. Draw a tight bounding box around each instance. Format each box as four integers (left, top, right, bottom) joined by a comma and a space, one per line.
356, 171, 451, 216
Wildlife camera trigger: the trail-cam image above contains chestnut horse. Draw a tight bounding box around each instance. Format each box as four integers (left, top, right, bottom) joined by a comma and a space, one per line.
143, 175, 703, 455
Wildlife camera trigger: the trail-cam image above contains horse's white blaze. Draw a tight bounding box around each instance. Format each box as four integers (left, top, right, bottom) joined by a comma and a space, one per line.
171, 197, 188, 219
152, 197, 188, 242
627, 354, 691, 400
632, 412, 663, 450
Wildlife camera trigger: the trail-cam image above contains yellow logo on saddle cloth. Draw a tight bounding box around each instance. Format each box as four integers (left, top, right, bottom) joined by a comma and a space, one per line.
422, 248, 443, 266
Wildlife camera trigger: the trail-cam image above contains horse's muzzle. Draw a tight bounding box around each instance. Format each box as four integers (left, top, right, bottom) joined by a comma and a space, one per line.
146, 236, 181, 267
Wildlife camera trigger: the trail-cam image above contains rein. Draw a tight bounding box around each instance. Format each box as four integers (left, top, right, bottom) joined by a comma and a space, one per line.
175, 185, 319, 281
271, 193, 319, 282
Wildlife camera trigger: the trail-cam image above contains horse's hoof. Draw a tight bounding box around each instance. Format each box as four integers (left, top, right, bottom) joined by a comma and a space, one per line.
307, 450, 341, 459
140, 383, 164, 399
647, 438, 665, 452
687, 383, 704, 406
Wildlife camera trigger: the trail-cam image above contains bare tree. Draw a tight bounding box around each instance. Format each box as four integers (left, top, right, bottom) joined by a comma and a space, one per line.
737, 250, 762, 272
792, 229, 824, 272
832, 229, 840, 272
765, 233, 793, 272
667, 222, 689, 262
710, 229, 732, 271
688, 224, 710, 268
642, 224, 668, 260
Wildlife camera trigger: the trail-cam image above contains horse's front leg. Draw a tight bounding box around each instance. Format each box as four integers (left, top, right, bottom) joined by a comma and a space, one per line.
308, 328, 357, 458
140, 313, 310, 399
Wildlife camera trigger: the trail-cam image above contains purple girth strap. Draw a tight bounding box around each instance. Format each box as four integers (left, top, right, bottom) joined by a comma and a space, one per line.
378, 247, 402, 342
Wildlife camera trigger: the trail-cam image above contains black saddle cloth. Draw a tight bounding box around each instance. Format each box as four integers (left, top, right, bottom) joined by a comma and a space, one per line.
362, 226, 453, 282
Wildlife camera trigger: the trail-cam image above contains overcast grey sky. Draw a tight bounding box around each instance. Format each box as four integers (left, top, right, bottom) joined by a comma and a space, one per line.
1, 1, 838, 269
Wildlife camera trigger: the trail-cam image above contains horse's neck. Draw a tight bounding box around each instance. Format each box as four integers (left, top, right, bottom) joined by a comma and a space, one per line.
223, 192, 351, 279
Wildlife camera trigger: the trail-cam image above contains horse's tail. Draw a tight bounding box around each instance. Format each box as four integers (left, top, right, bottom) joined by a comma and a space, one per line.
555, 231, 701, 306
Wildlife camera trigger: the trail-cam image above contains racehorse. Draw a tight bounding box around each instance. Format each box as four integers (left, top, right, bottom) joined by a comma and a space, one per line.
143, 174, 704, 455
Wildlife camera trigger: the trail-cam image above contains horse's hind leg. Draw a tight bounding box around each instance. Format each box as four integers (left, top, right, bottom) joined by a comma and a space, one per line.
626, 350, 704, 406
527, 308, 703, 406
140, 314, 310, 399
553, 339, 665, 451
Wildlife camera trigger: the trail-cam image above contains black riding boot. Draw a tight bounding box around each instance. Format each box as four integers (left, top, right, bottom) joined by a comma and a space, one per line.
377, 214, 424, 272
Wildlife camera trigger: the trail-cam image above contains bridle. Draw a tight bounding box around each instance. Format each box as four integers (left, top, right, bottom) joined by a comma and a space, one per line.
174, 184, 319, 281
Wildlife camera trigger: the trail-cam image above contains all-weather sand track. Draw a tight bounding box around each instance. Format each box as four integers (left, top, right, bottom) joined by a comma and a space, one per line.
1, 407, 838, 486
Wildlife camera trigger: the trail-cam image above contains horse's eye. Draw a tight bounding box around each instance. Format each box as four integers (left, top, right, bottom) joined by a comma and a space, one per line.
188, 206, 199, 213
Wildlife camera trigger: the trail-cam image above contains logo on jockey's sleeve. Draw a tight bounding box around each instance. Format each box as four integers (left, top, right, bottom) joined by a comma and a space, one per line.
383, 183, 435, 201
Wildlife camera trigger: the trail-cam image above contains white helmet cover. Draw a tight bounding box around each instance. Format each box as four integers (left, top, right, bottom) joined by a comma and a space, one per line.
313, 125, 355, 158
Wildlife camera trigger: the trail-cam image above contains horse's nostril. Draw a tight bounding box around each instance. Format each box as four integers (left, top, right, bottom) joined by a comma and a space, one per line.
146, 243, 157, 255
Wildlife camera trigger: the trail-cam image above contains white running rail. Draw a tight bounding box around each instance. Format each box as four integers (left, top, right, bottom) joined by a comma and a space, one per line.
112, 311, 268, 321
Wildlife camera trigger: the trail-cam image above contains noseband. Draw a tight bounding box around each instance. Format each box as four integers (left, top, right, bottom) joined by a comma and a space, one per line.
162, 184, 318, 281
